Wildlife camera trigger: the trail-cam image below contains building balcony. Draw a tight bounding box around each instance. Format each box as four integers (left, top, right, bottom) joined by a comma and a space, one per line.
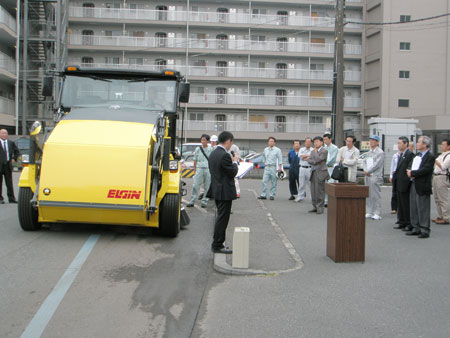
0, 96, 15, 116
0, 52, 16, 75
0, 6, 16, 33
68, 6, 363, 29
68, 35, 362, 56
188, 93, 361, 108
78, 63, 362, 83
180, 120, 360, 135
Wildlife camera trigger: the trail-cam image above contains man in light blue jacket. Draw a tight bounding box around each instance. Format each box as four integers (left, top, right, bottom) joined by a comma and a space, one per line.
364, 135, 385, 220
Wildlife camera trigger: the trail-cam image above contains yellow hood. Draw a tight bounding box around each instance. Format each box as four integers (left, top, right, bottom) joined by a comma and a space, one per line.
38, 119, 154, 208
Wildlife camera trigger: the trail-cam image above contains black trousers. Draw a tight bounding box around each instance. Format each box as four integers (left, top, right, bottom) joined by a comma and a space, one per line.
212, 200, 232, 249
0, 163, 15, 201
288, 168, 299, 196
391, 178, 397, 211
396, 189, 411, 227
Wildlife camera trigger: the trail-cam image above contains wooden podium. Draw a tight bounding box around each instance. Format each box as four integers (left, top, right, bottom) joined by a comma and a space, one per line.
325, 183, 369, 262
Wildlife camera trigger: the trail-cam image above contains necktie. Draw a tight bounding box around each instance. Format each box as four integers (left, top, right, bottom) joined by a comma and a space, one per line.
3, 141, 8, 161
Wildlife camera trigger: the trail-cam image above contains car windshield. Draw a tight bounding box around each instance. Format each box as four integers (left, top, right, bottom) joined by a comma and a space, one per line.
61, 75, 177, 112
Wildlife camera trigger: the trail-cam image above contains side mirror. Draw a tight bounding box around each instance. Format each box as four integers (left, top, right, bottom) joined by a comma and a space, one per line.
179, 82, 190, 103
42, 76, 54, 97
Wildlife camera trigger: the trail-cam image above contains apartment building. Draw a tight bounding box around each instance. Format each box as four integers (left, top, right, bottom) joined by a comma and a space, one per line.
0, 1, 17, 133
365, 0, 450, 141
67, 0, 364, 150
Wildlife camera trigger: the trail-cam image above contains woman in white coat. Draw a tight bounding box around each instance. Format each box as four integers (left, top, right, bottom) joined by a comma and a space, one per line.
336, 136, 360, 182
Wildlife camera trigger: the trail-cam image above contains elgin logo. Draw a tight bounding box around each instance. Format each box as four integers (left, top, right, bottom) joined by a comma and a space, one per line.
107, 189, 142, 200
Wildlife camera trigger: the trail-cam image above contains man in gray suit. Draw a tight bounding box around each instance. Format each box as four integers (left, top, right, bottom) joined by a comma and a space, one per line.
306, 136, 329, 214
364, 135, 385, 220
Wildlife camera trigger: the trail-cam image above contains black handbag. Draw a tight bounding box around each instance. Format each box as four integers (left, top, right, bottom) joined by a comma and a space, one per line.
331, 163, 348, 182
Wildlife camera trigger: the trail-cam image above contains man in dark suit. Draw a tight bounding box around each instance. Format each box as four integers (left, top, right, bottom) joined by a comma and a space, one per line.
393, 137, 415, 230
0, 129, 20, 204
306, 136, 329, 214
206, 131, 239, 254
406, 135, 436, 238
287, 140, 301, 200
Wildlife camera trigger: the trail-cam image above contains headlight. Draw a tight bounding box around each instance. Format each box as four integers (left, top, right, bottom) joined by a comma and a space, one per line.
21, 154, 30, 163
169, 160, 178, 171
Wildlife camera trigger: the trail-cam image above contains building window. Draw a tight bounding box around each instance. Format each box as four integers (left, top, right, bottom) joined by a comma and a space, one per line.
156, 5, 168, 20
400, 42, 411, 50
400, 15, 411, 22
215, 114, 226, 131
309, 116, 324, 124
277, 37, 288, 52
216, 61, 228, 77
81, 57, 94, 66
216, 34, 228, 50
276, 115, 286, 132
276, 63, 287, 79
189, 113, 204, 121
155, 32, 167, 47
105, 57, 120, 64
82, 30, 94, 45
252, 8, 267, 17
277, 11, 288, 25
398, 99, 410, 107
217, 8, 228, 23
250, 88, 265, 96
155, 59, 167, 70
399, 70, 410, 79
276, 89, 287, 106
216, 88, 227, 104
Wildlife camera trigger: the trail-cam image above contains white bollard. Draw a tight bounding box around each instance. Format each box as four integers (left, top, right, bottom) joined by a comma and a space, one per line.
232, 227, 250, 269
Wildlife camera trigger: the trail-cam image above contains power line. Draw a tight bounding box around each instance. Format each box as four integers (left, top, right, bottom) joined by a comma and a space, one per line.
345, 12, 450, 26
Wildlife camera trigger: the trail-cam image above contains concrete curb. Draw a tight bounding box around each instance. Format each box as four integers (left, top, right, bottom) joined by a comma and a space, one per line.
213, 253, 271, 276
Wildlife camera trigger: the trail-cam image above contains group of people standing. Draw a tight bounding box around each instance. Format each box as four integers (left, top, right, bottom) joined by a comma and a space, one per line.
391, 136, 449, 238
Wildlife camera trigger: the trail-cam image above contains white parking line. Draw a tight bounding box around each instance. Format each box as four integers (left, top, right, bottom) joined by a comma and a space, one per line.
21, 234, 100, 338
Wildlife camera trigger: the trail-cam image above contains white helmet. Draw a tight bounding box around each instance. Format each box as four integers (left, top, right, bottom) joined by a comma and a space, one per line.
211, 135, 218, 142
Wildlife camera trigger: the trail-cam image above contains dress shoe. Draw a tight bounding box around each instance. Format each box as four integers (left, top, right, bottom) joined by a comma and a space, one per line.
418, 233, 429, 238
316, 209, 324, 214
289, 196, 295, 200
402, 227, 412, 232
393, 225, 405, 230
186, 203, 194, 207
201, 204, 207, 208
405, 231, 421, 236
257, 196, 266, 200
435, 219, 449, 225
9, 200, 17, 204
212, 247, 232, 254
0, 200, 5, 204
198, 193, 204, 200
308, 209, 317, 213
395, 221, 400, 224
270, 196, 274, 200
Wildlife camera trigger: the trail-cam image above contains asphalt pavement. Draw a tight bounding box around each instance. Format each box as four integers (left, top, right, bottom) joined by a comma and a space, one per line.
1, 173, 450, 338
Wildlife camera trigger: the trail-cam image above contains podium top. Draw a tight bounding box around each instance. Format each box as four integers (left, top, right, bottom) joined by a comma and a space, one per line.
325, 183, 369, 198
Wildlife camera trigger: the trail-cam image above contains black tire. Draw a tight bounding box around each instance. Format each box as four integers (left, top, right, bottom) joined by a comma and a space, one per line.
159, 193, 180, 237
18, 187, 41, 231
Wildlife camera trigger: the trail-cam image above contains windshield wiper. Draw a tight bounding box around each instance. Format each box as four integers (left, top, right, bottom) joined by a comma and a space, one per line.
86, 75, 112, 82
128, 78, 159, 83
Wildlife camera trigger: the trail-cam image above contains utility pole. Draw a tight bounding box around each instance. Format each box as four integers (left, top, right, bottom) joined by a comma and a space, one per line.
331, 0, 345, 147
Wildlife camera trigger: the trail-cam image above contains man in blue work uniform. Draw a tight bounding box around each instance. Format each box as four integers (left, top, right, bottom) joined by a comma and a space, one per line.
187, 134, 213, 208
288, 140, 301, 200
258, 136, 283, 200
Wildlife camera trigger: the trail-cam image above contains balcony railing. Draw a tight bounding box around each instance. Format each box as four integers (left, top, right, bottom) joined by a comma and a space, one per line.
180, 120, 360, 134
77, 63, 362, 82
189, 93, 361, 108
69, 35, 362, 55
69, 7, 363, 29
0, 6, 16, 33
0, 96, 15, 116
0, 52, 16, 75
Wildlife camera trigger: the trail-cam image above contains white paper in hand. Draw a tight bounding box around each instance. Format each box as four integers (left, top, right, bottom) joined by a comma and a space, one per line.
236, 162, 254, 179
411, 156, 422, 171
